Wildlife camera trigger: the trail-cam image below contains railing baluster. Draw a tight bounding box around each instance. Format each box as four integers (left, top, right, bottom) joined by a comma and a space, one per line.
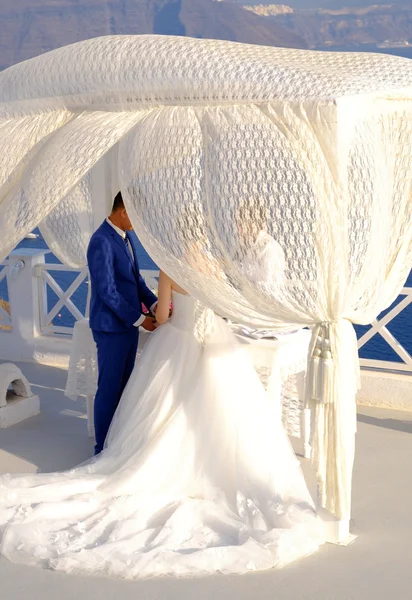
357, 293, 412, 349
357, 287, 412, 374
42, 270, 86, 325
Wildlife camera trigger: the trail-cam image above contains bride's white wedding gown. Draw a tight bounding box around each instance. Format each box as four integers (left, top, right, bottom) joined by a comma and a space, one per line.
0, 292, 324, 578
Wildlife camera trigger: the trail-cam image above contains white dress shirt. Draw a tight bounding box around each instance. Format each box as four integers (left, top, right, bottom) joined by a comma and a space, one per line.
106, 218, 157, 327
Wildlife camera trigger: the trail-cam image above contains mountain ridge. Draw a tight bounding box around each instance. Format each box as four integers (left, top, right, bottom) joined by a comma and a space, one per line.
0, 0, 306, 71
238, 2, 412, 48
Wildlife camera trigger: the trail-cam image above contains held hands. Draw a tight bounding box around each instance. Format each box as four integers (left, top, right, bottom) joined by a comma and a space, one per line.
140, 300, 172, 331
141, 316, 157, 332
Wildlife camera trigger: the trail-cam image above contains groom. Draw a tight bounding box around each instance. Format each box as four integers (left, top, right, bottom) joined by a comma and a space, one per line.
87, 192, 158, 455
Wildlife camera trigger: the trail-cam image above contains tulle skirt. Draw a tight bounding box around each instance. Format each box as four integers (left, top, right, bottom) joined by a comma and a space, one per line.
0, 317, 324, 578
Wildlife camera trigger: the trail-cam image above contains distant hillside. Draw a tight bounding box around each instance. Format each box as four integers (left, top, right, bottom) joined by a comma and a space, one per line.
0, 0, 306, 71
238, 3, 412, 48
232, 0, 408, 8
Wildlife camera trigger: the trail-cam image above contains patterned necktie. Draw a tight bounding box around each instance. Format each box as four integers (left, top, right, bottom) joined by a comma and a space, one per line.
124, 235, 134, 261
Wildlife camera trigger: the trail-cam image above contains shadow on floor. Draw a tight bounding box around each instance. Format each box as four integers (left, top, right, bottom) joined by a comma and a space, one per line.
357, 413, 412, 434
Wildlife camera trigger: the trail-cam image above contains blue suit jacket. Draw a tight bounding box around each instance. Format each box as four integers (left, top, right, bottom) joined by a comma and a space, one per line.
87, 220, 157, 332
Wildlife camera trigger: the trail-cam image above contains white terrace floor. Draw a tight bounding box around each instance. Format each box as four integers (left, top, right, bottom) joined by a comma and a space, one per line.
1, 361, 412, 600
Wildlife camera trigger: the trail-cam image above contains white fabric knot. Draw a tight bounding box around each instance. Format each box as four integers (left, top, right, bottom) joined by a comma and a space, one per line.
305, 317, 360, 519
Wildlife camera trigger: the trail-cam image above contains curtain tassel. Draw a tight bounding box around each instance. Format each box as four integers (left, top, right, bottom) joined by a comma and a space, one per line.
308, 323, 334, 405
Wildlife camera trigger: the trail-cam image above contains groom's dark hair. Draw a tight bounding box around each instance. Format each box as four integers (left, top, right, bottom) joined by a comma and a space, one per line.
112, 191, 125, 212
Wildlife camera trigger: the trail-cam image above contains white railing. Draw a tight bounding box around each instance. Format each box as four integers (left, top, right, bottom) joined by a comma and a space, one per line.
33, 263, 89, 335
0, 260, 12, 329
1, 248, 411, 374
32, 265, 160, 336
140, 270, 160, 293
358, 286, 412, 374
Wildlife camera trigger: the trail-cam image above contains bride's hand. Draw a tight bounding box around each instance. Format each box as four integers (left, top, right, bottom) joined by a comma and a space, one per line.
141, 316, 157, 332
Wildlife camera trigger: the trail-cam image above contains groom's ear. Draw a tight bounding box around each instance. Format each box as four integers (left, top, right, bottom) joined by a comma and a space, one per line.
122, 208, 133, 231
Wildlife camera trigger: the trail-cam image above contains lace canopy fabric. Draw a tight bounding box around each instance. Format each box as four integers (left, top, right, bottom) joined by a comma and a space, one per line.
1, 35, 412, 521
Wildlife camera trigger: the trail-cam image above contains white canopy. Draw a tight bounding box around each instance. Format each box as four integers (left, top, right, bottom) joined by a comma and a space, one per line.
1, 35, 412, 521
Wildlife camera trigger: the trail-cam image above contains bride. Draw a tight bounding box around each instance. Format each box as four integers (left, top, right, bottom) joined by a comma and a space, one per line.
0, 271, 324, 579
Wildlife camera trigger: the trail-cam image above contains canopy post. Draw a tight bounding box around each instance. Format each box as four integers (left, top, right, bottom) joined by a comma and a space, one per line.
317, 500, 357, 546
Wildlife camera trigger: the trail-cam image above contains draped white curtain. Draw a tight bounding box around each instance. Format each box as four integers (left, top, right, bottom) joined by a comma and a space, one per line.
1, 35, 412, 519
39, 147, 121, 267
118, 100, 412, 519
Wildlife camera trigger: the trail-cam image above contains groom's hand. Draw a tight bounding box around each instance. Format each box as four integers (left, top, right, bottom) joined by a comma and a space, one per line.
141, 316, 157, 332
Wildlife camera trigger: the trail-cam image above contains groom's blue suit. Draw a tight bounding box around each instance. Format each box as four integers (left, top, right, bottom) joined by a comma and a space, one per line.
87, 220, 157, 454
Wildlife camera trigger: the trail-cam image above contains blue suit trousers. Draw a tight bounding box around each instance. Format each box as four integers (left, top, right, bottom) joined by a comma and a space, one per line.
92, 328, 139, 454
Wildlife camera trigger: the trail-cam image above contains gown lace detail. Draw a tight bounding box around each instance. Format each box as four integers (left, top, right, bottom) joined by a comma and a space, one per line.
0, 292, 324, 578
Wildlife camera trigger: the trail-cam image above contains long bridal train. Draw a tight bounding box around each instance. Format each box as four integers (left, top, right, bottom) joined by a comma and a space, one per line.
0, 293, 324, 578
